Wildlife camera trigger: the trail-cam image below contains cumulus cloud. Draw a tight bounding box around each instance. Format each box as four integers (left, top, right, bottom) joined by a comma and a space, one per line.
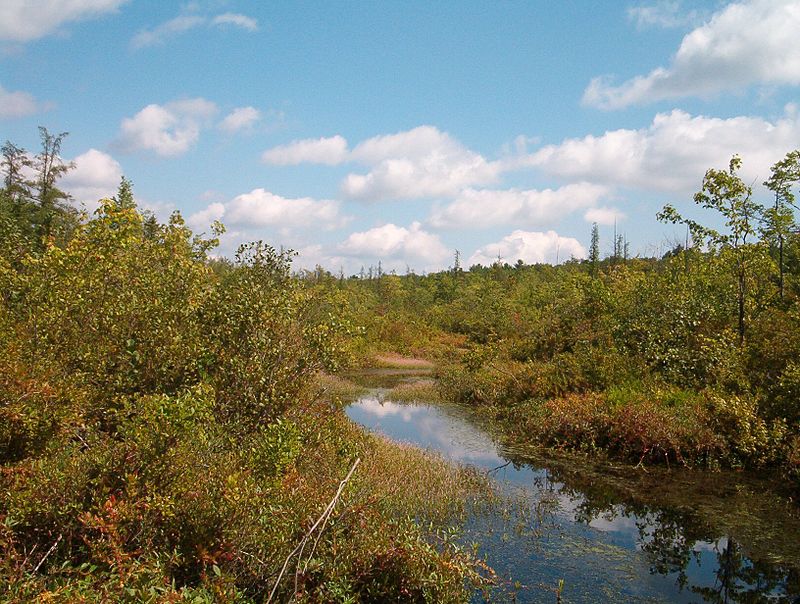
0, 84, 48, 118
131, 11, 257, 48
186, 202, 226, 231
429, 183, 609, 229
116, 98, 218, 156
586, 0, 800, 109
468, 230, 586, 266
343, 126, 501, 200
226, 189, 344, 228
187, 189, 346, 232
0, 0, 127, 42
261, 136, 349, 165
61, 148, 123, 209
261, 126, 503, 201
218, 106, 261, 133
338, 222, 450, 265
526, 107, 800, 193
584, 206, 626, 226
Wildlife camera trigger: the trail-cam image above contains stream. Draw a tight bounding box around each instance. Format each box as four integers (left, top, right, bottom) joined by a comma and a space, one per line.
345, 371, 800, 603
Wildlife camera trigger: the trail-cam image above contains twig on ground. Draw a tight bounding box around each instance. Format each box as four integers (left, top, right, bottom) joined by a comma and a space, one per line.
266, 457, 361, 604
33, 533, 62, 573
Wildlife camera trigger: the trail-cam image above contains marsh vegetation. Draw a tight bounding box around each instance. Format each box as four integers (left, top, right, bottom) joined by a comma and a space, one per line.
2, 137, 800, 601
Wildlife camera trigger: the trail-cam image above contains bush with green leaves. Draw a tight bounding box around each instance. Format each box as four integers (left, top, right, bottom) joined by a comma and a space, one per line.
0, 198, 488, 602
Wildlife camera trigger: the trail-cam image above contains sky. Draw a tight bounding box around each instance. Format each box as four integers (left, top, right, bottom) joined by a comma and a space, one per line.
2, 0, 799, 274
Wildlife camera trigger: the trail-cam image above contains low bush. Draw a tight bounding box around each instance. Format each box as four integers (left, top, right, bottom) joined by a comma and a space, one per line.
0, 203, 490, 602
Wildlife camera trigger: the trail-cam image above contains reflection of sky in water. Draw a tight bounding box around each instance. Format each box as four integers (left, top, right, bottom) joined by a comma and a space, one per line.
350, 396, 642, 532
347, 394, 775, 603
348, 395, 504, 465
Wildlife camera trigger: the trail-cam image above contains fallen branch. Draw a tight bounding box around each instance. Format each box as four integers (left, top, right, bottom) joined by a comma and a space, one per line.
266, 457, 360, 603
33, 533, 62, 573
485, 460, 511, 476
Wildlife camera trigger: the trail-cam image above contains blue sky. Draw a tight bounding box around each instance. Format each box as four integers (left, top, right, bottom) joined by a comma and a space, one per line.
2, 0, 799, 273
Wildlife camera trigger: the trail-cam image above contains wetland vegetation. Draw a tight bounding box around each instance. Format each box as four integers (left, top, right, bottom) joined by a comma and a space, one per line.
2, 136, 800, 601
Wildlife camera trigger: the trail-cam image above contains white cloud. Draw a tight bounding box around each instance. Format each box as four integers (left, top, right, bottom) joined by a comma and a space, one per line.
0, 84, 48, 118
211, 13, 258, 31
501, 134, 542, 156
261, 126, 509, 201
429, 183, 609, 229
0, 0, 127, 42
226, 189, 344, 228
187, 188, 346, 232
131, 15, 205, 49
131, 11, 258, 48
586, 0, 800, 109
627, 1, 703, 29
294, 244, 349, 273
186, 202, 225, 231
527, 108, 800, 193
584, 206, 626, 226
343, 126, 501, 201
116, 98, 218, 156
261, 136, 349, 165
218, 106, 261, 133
61, 148, 123, 209
468, 230, 586, 266
338, 222, 450, 266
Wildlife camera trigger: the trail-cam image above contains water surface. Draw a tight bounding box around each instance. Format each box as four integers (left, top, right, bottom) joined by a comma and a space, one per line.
346, 378, 800, 603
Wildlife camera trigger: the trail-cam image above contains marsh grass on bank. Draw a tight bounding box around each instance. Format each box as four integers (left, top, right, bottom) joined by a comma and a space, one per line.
372, 354, 436, 370
384, 379, 441, 404
313, 372, 368, 406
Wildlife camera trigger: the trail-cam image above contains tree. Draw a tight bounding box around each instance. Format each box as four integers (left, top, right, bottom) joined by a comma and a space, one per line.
1, 141, 36, 252
1, 141, 32, 204
113, 176, 136, 210
658, 155, 763, 343
33, 127, 75, 241
589, 222, 600, 276
762, 149, 800, 299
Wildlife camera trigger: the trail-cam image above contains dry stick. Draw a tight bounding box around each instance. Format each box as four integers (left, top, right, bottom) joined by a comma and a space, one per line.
299, 467, 354, 579
485, 460, 511, 475
33, 533, 62, 573
20, 543, 38, 577
239, 549, 269, 569
266, 457, 361, 604
294, 457, 363, 594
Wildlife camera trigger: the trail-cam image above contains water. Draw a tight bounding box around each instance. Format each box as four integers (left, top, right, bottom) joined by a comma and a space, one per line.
346, 377, 800, 603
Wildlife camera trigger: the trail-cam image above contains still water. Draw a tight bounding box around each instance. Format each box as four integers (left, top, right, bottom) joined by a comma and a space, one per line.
346, 378, 800, 603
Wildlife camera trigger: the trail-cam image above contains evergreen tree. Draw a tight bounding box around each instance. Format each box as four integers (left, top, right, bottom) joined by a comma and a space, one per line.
589, 222, 600, 275
113, 176, 136, 210
763, 149, 800, 299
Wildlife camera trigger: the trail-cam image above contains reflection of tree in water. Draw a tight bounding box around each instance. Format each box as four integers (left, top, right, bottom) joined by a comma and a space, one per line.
637, 513, 699, 590
637, 520, 794, 602
689, 538, 799, 603
503, 452, 800, 602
